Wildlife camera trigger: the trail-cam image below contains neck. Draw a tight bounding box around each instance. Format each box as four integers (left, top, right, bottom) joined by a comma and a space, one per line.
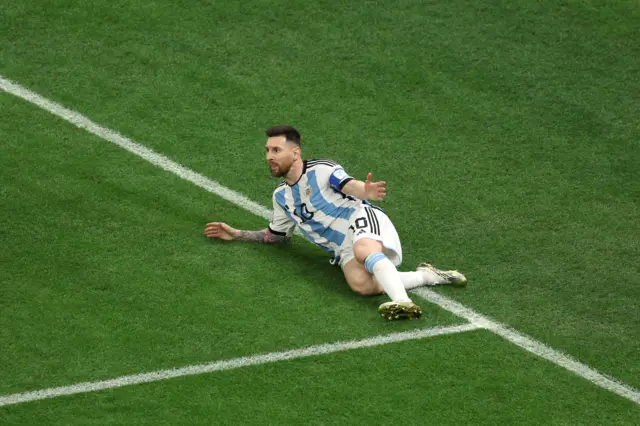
285, 159, 304, 186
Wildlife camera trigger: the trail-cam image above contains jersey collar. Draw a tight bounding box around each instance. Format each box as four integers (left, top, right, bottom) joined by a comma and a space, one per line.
286, 160, 307, 187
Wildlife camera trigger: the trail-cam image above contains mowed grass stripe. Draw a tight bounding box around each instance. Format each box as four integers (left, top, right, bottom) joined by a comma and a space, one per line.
0, 324, 479, 406
1, 74, 639, 406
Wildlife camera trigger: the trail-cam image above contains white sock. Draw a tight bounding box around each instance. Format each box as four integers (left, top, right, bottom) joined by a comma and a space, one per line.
364, 252, 411, 303
398, 270, 448, 289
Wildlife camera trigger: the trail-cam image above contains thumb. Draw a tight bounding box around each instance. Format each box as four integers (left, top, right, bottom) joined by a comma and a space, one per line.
366, 172, 372, 183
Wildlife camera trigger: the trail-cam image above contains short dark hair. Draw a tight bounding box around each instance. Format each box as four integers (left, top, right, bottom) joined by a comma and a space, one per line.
265, 125, 301, 146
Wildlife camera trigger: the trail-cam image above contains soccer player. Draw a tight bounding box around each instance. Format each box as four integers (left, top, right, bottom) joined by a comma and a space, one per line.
204, 125, 467, 320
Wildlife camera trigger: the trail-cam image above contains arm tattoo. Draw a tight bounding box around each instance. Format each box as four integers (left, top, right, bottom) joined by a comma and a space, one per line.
236, 229, 290, 244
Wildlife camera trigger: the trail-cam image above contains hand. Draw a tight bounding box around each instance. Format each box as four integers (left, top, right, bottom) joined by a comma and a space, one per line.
204, 222, 238, 240
364, 172, 387, 201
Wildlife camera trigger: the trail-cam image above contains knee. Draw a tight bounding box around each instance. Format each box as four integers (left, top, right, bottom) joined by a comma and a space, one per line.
353, 239, 384, 264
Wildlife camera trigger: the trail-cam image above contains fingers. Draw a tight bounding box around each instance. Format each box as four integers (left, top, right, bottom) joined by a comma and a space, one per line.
204, 228, 219, 238
364, 174, 389, 200
204, 222, 225, 238
204, 222, 237, 241
205, 222, 222, 232
365, 174, 386, 188
374, 181, 386, 200
376, 182, 387, 200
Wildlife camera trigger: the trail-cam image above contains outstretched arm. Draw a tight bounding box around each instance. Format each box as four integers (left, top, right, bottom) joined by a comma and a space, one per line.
341, 172, 387, 201
204, 222, 290, 244
235, 228, 291, 244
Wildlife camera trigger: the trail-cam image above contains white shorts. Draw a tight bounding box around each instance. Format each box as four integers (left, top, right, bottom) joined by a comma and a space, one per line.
337, 204, 403, 269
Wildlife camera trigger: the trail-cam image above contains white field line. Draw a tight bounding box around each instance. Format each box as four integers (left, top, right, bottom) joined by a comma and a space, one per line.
413, 288, 640, 405
1, 74, 639, 407
0, 76, 272, 221
0, 324, 479, 407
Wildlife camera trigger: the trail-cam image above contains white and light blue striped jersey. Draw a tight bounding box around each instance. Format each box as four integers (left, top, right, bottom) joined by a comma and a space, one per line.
268, 159, 373, 256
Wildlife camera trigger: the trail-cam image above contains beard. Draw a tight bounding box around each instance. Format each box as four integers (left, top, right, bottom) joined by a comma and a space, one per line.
269, 161, 293, 178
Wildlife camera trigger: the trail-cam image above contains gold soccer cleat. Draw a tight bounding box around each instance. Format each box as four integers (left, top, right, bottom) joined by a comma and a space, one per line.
417, 263, 468, 287
378, 301, 423, 320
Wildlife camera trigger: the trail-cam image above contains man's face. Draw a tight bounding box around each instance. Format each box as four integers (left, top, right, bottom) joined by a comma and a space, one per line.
265, 136, 298, 177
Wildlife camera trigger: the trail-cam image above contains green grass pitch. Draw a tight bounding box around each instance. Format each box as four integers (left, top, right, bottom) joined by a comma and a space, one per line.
1, 0, 639, 423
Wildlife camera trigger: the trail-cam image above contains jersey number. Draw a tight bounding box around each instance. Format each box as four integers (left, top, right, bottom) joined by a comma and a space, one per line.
293, 203, 315, 223
349, 217, 368, 233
